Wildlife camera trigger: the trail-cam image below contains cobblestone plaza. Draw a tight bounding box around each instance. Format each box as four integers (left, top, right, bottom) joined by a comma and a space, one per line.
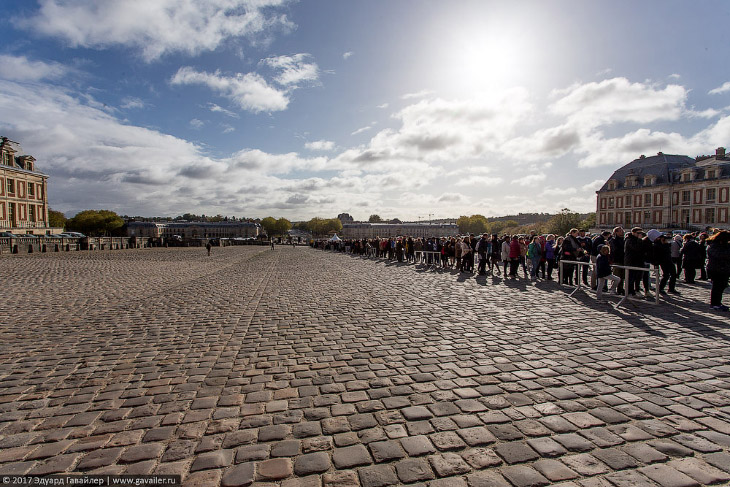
1, 246, 729, 486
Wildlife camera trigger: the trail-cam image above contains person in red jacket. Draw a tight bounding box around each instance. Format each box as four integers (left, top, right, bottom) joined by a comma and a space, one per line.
508, 235, 521, 277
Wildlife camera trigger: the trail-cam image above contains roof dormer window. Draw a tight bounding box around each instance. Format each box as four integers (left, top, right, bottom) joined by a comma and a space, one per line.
644, 175, 655, 186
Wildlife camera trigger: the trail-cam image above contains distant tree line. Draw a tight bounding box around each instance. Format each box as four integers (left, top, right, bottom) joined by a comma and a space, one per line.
457, 210, 596, 236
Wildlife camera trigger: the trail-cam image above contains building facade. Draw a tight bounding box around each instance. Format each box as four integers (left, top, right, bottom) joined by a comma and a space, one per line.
127, 221, 261, 239
342, 222, 459, 239
596, 149, 730, 230
0, 137, 57, 235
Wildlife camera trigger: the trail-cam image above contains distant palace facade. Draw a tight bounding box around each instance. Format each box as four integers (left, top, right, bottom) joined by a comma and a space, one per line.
342, 222, 459, 239
0, 137, 60, 235
596, 148, 730, 230
127, 221, 261, 240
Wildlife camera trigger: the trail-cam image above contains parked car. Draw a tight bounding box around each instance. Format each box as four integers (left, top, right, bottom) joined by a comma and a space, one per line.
0, 231, 20, 238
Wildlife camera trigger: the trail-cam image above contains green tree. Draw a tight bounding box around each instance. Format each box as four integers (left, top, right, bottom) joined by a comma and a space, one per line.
305, 217, 342, 236
580, 212, 597, 230
48, 208, 67, 229
368, 214, 383, 223
457, 214, 489, 235
260, 217, 277, 237
66, 210, 124, 236
274, 217, 292, 237
546, 208, 582, 237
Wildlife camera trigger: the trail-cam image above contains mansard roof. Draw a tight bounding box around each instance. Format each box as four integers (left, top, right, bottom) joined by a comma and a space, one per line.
598, 152, 727, 191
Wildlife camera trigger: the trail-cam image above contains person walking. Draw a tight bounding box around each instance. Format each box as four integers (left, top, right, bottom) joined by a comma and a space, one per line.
206, 241, 212, 256
706, 230, 730, 311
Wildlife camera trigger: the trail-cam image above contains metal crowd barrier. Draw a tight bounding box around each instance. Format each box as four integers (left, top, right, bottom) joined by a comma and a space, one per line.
559, 259, 661, 308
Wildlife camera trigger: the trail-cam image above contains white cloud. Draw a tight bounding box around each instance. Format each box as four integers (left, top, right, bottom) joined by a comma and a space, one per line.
20, 0, 294, 62
454, 176, 504, 187
668, 73, 681, 80
189, 118, 204, 129
351, 125, 374, 136
540, 186, 577, 197
221, 124, 235, 134
551, 77, 687, 126
512, 173, 546, 186
343, 51, 354, 60
401, 89, 435, 100
120, 97, 145, 110
582, 179, 605, 192
261, 53, 319, 86
0, 54, 69, 81
377, 103, 389, 109
209, 103, 239, 118
170, 67, 289, 113
305, 140, 335, 151
709, 82, 730, 95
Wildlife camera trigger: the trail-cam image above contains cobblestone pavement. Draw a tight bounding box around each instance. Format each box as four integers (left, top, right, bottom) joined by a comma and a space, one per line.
1, 246, 730, 487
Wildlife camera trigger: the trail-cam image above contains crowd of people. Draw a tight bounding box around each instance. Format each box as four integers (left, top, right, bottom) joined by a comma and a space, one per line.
313, 227, 730, 312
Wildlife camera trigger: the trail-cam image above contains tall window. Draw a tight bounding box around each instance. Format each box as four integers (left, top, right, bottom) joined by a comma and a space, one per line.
625, 196, 631, 208
29, 205, 35, 223
707, 188, 716, 201
28, 182, 35, 197
644, 211, 651, 222
6, 178, 14, 194
682, 191, 691, 204
706, 208, 716, 223
644, 193, 651, 206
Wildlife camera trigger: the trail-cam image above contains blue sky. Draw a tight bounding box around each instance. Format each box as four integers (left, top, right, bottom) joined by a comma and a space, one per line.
1, 1, 729, 220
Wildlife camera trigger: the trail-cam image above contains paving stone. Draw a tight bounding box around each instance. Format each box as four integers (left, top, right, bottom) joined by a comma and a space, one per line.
623, 443, 669, 464
190, 449, 235, 472
400, 435, 436, 456
395, 458, 435, 483
604, 469, 660, 487
332, 444, 372, 468
221, 462, 255, 487
430, 431, 467, 451
527, 437, 568, 458
119, 443, 165, 464
271, 440, 301, 457
639, 464, 701, 487
493, 441, 539, 464
257, 458, 294, 481
368, 440, 406, 462
466, 470, 512, 487
591, 447, 639, 470
668, 457, 730, 485
358, 464, 398, 487
76, 447, 125, 470
533, 459, 579, 481
28, 453, 81, 475
500, 465, 550, 487
560, 453, 609, 476
428, 452, 471, 477
293, 452, 331, 475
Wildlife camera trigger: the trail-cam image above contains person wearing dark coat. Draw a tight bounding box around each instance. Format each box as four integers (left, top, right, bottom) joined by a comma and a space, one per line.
608, 227, 625, 293
706, 230, 730, 311
624, 227, 645, 295
653, 234, 677, 294
680, 234, 704, 284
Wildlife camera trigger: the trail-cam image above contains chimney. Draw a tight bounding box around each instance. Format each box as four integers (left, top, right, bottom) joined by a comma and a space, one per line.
717, 147, 726, 158
640, 155, 645, 159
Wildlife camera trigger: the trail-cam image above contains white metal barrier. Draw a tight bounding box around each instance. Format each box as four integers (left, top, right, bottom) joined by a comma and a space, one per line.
559, 259, 661, 308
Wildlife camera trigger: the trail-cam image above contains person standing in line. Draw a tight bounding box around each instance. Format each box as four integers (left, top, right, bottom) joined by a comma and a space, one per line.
206, 241, 212, 256
698, 232, 708, 280
624, 227, 645, 297
508, 235, 521, 277
654, 233, 678, 294
528, 236, 542, 280
609, 227, 625, 294
681, 234, 703, 284
501, 236, 511, 276
596, 245, 621, 301
590, 231, 611, 289
476, 233, 490, 275
545, 234, 557, 280
706, 230, 730, 311
670, 234, 683, 276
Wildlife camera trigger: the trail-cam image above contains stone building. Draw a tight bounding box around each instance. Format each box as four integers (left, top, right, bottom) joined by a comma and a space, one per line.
342, 222, 459, 239
596, 149, 730, 230
0, 137, 57, 235
127, 221, 261, 239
